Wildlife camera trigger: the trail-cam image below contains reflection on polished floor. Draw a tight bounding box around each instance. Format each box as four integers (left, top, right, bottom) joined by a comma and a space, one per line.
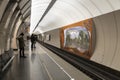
1, 42, 92, 80
1, 42, 71, 80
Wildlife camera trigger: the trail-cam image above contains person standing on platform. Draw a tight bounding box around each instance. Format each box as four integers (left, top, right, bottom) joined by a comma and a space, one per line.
17, 33, 26, 58
31, 34, 36, 49
34, 35, 38, 47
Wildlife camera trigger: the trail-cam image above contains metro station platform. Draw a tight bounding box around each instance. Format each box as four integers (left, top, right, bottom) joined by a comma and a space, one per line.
1, 42, 92, 80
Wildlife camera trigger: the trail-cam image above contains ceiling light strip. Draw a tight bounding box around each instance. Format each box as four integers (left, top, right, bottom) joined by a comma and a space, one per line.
32, 0, 57, 32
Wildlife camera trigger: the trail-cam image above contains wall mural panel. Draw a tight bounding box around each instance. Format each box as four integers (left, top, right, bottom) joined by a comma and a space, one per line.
60, 18, 94, 59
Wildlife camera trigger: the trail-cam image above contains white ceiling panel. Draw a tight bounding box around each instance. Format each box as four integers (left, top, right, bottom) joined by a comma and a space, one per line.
31, 0, 120, 33
108, 0, 120, 10
77, 0, 101, 17
30, 0, 51, 33
91, 0, 113, 14
59, 0, 92, 19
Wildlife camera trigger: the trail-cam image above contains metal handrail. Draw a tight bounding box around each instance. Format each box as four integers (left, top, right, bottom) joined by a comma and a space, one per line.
38, 41, 120, 80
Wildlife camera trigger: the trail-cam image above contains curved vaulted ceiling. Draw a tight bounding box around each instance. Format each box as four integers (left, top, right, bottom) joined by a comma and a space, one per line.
31, 0, 120, 34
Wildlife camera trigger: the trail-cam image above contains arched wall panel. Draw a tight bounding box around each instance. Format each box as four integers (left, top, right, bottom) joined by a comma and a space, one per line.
5, 10, 20, 51
11, 16, 22, 49
6, 10, 20, 38
21, 1, 31, 14
23, 8, 30, 18
9, 11, 20, 37
19, 0, 29, 9
91, 12, 117, 66
0, 0, 9, 21
90, 10, 120, 71
90, 17, 105, 63
0, 2, 17, 52
110, 10, 120, 70
0, 2, 17, 29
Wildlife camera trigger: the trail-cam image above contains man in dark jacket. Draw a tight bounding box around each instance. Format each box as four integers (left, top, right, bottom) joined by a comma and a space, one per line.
31, 34, 36, 49
17, 33, 26, 57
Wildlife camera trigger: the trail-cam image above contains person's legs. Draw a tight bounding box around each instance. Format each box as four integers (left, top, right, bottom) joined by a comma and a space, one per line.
21, 47, 26, 57
33, 43, 35, 48
19, 48, 22, 57
31, 42, 33, 48
33, 42, 36, 48
22, 47, 25, 56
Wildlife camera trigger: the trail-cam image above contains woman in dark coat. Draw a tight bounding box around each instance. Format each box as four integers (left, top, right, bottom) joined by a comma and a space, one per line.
17, 33, 26, 57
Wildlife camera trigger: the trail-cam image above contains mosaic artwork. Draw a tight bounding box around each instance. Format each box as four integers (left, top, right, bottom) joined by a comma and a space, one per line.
64, 26, 90, 53
60, 19, 94, 59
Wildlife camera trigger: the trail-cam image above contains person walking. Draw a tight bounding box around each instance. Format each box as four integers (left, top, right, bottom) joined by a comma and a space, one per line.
17, 33, 26, 58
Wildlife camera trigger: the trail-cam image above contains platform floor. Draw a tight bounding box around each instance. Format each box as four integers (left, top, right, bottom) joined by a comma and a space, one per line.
1, 42, 92, 80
